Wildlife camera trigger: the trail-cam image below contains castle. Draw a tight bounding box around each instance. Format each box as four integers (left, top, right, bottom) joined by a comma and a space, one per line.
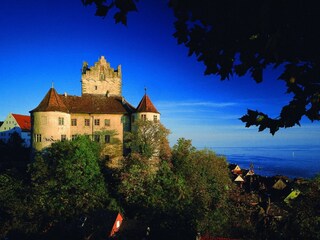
30, 56, 160, 167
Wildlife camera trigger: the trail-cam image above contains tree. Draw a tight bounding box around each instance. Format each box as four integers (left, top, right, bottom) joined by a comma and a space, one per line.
119, 138, 231, 238
0, 172, 28, 238
94, 129, 123, 168
283, 176, 320, 239
171, 138, 231, 236
27, 136, 111, 234
124, 119, 171, 161
83, 0, 320, 134
0, 132, 30, 167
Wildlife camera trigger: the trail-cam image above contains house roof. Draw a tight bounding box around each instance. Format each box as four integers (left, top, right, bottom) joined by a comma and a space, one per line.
136, 94, 159, 113
272, 179, 287, 190
12, 114, 31, 131
234, 175, 244, 182
30, 87, 69, 113
60, 94, 135, 114
245, 169, 254, 176
31, 88, 135, 114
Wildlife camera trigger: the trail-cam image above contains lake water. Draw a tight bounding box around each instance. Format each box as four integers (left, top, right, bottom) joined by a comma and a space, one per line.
207, 145, 320, 179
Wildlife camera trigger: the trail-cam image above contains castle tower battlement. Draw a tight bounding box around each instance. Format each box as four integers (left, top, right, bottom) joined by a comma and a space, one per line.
81, 56, 122, 96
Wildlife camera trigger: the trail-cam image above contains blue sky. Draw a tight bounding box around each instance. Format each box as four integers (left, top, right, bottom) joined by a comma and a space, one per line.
1, 0, 319, 148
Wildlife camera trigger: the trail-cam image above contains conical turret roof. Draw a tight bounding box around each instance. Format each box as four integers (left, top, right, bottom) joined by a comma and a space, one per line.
136, 94, 159, 113
30, 87, 68, 113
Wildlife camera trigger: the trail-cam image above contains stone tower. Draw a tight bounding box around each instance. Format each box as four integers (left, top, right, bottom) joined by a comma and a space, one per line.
81, 56, 122, 96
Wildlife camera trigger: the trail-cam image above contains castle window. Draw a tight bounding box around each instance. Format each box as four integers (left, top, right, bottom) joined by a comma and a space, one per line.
94, 119, 100, 126
71, 135, 78, 141
153, 115, 158, 122
105, 119, 110, 126
141, 114, 147, 121
35, 134, 41, 142
61, 135, 67, 141
131, 115, 135, 123
95, 85, 98, 90
105, 135, 110, 143
85, 119, 90, 126
71, 119, 77, 126
58, 117, 64, 125
94, 135, 100, 142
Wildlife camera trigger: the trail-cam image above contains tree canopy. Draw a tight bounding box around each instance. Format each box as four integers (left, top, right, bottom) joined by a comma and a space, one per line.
124, 119, 171, 161
119, 138, 231, 238
27, 136, 111, 235
82, 0, 320, 134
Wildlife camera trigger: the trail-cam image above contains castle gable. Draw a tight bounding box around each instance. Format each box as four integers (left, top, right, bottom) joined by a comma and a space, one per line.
81, 56, 122, 96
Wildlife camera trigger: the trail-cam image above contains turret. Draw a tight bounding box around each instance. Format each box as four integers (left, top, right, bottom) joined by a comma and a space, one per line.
30, 87, 70, 151
133, 90, 160, 123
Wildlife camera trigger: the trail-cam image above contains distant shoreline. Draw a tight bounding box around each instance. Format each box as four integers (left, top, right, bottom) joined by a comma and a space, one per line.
209, 145, 320, 179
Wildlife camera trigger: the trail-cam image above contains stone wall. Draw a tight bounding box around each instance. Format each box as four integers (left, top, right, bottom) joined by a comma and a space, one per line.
81, 56, 122, 96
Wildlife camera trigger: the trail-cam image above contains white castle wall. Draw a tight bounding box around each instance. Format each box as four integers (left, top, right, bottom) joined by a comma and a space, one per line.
32, 111, 70, 150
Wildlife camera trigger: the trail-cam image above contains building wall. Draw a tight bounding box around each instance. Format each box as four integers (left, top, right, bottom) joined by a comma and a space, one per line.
32, 111, 131, 167
81, 56, 122, 96
69, 113, 127, 142
32, 111, 70, 150
0, 113, 31, 147
134, 112, 160, 122
0, 114, 19, 140
69, 113, 128, 168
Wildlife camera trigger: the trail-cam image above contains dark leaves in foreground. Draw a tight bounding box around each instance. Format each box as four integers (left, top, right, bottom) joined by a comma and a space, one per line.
83, 0, 320, 133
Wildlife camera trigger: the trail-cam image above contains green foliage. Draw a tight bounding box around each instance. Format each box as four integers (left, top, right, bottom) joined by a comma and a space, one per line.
119, 138, 231, 238
27, 136, 110, 232
0, 132, 30, 168
125, 119, 171, 160
171, 137, 196, 170
94, 129, 123, 168
171, 139, 231, 235
0, 172, 28, 237
283, 178, 320, 239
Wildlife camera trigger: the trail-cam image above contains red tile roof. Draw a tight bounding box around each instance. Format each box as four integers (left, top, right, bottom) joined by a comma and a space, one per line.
12, 114, 31, 131
136, 94, 159, 113
31, 87, 135, 114
60, 94, 135, 114
30, 87, 68, 113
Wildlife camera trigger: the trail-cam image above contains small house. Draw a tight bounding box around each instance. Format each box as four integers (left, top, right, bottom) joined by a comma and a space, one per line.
231, 164, 242, 175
